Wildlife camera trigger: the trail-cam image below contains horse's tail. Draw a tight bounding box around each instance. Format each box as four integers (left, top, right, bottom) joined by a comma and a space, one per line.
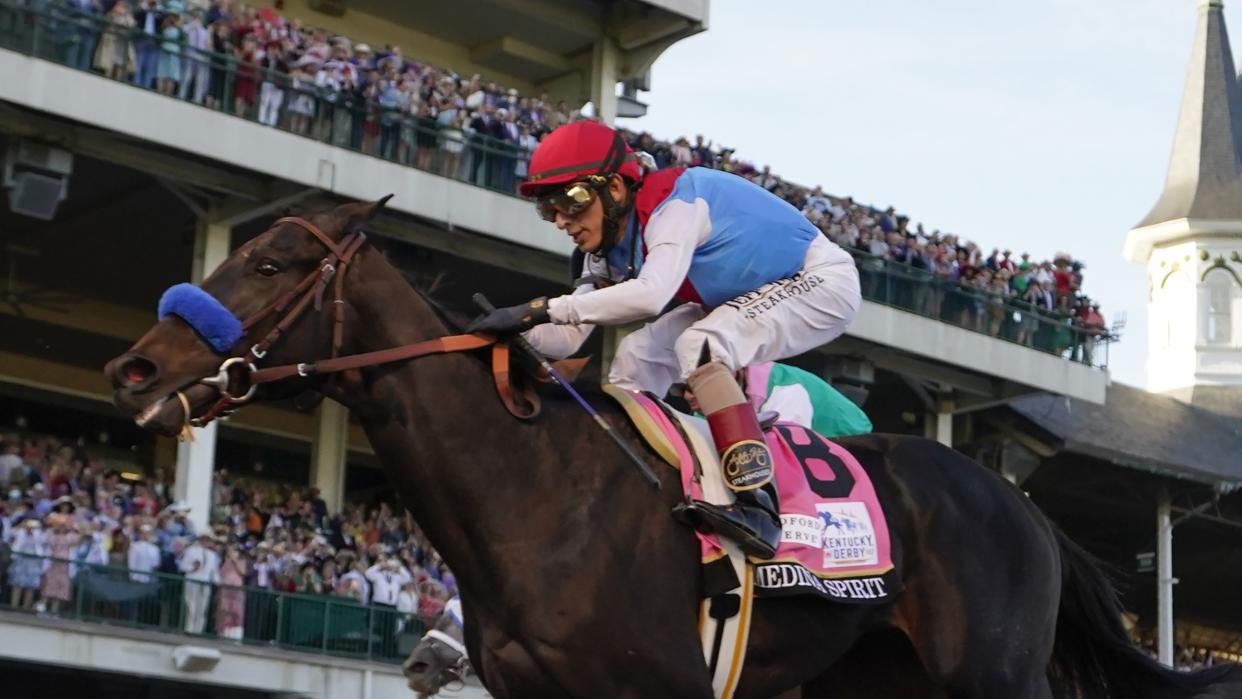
1050, 526, 1242, 698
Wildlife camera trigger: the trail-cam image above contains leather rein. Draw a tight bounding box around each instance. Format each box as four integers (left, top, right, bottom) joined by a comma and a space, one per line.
187, 216, 538, 430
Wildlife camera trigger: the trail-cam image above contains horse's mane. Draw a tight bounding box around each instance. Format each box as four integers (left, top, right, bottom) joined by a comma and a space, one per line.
405, 271, 470, 334
272, 205, 474, 333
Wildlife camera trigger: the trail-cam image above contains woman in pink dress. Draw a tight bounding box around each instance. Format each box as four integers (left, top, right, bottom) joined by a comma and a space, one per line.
215, 543, 248, 640
40, 514, 79, 615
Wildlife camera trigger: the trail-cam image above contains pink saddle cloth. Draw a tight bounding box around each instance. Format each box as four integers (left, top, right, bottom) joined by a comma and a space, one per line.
626, 390, 900, 604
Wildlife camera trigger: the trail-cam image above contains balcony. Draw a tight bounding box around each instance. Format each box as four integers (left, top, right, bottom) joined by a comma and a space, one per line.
0, 0, 1109, 406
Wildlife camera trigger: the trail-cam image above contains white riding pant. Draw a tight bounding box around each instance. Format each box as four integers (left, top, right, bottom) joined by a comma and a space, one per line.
608, 237, 860, 397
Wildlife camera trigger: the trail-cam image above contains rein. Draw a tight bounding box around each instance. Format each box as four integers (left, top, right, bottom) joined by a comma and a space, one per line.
186, 216, 538, 431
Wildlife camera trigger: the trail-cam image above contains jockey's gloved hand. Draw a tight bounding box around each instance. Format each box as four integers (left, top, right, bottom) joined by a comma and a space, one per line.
466, 297, 551, 334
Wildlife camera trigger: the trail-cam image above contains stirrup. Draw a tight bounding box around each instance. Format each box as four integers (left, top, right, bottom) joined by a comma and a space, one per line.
673, 500, 780, 560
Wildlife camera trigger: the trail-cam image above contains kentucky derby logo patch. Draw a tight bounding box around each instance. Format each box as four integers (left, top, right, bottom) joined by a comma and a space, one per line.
817, 502, 879, 569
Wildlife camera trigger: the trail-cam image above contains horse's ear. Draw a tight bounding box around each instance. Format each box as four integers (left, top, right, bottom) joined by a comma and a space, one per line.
334, 195, 394, 235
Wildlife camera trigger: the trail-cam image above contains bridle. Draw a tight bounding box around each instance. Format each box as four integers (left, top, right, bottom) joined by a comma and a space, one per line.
185, 216, 539, 431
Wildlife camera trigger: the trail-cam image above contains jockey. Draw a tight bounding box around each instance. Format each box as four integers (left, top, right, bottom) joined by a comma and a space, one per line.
468, 120, 861, 559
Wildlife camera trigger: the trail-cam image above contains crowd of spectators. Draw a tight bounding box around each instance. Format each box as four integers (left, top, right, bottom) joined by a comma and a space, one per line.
621, 129, 1111, 361
0, 430, 454, 656
9, 0, 1113, 361
23, 0, 574, 193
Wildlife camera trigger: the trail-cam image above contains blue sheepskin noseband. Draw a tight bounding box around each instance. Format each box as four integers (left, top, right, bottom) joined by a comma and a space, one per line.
157, 283, 243, 354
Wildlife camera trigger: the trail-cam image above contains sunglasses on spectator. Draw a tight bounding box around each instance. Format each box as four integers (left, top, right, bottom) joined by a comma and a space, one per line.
536, 183, 595, 222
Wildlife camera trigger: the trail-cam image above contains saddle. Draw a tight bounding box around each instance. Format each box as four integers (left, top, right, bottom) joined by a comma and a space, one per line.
603, 385, 903, 699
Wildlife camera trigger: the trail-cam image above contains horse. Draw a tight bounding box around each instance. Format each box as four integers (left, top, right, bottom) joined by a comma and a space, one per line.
405, 597, 473, 697
105, 198, 1242, 698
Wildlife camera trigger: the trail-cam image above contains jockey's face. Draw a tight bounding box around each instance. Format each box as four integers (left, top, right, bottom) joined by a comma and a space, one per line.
552, 175, 629, 254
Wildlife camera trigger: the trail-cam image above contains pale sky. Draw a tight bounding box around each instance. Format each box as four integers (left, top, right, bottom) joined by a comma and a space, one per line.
619, 0, 1227, 388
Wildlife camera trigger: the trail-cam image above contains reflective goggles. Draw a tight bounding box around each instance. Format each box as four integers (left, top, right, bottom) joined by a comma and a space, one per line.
535, 182, 596, 222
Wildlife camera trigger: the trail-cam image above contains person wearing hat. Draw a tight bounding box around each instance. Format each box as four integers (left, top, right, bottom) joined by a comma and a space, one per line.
353, 42, 375, 73
180, 531, 220, 634
7, 518, 45, 610
39, 513, 77, 614
51, 494, 75, 515
467, 120, 861, 559
1079, 300, 1107, 365
366, 555, 412, 654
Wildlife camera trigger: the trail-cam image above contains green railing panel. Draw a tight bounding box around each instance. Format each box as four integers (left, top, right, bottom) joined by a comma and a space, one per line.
0, 551, 423, 664
847, 248, 1112, 367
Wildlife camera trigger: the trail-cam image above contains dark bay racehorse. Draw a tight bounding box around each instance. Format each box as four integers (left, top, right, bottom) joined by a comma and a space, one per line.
106, 199, 1241, 698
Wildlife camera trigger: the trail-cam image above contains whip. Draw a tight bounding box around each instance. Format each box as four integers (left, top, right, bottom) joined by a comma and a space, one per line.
473, 293, 660, 490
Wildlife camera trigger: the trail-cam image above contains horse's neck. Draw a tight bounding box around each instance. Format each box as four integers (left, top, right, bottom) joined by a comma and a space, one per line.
335, 250, 547, 601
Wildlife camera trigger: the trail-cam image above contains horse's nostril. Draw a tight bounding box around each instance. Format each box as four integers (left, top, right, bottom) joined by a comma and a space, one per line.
120, 357, 158, 386
408, 662, 428, 674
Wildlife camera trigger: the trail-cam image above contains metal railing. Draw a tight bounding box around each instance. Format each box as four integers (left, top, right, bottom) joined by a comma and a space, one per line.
0, 551, 424, 664
846, 248, 1113, 368
0, 0, 533, 195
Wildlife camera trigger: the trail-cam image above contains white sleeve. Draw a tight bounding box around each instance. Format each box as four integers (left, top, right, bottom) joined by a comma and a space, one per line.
546, 198, 710, 325
761, 384, 815, 429
523, 282, 597, 358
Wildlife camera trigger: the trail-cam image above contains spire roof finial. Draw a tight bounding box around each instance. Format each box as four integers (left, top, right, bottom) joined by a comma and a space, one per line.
1136, 0, 1242, 228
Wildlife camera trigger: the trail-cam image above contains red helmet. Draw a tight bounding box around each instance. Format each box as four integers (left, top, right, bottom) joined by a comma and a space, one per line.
519, 120, 642, 198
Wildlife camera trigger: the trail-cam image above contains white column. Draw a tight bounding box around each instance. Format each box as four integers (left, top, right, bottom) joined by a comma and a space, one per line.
174, 421, 216, 533
590, 37, 620, 125
173, 216, 231, 533
311, 398, 349, 515
924, 392, 953, 447
935, 409, 953, 447
1156, 492, 1175, 666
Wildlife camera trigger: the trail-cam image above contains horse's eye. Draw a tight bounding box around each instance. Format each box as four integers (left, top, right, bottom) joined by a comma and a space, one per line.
257, 260, 281, 276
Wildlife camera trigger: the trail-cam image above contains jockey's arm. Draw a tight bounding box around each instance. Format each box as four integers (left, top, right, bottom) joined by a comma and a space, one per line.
546, 199, 710, 326
522, 281, 596, 358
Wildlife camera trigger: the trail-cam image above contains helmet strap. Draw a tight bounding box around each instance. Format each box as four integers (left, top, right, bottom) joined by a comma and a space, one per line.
594, 175, 638, 256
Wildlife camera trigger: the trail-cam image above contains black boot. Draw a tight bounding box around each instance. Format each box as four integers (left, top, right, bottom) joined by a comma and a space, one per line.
674, 482, 782, 559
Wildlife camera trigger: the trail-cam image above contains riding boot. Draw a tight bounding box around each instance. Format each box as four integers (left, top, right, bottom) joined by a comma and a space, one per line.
673, 360, 781, 560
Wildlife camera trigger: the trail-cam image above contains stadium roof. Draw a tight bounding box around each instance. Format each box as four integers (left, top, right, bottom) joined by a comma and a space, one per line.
1135, 0, 1242, 229
1008, 382, 1242, 488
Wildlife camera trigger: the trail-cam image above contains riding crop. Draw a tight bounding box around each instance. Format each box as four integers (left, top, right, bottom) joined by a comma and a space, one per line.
472, 293, 661, 490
